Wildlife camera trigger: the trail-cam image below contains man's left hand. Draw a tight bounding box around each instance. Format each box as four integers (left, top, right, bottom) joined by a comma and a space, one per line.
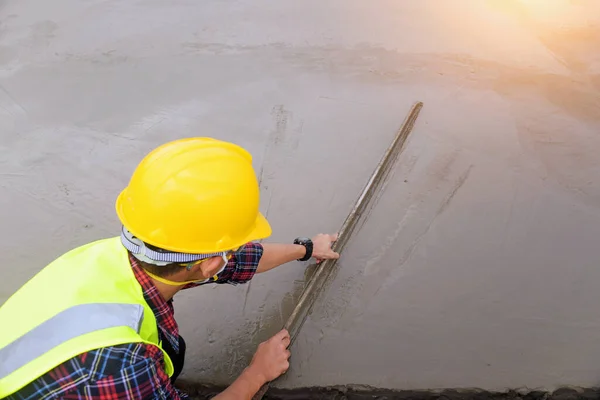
312, 233, 340, 262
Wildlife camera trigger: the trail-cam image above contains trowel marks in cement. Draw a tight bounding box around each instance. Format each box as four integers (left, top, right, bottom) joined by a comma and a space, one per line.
4, 0, 600, 394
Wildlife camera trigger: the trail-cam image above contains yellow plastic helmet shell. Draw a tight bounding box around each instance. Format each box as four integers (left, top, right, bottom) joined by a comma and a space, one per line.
116, 137, 272, 254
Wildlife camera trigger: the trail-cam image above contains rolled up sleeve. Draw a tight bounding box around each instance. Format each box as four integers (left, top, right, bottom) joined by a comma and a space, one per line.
180, 243, 263, 290
216, 242, 263, 285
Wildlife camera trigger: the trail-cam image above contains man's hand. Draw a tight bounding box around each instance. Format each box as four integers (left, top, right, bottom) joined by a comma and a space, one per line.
248, 329, 291, 384
312, 233, 340, 262
213, 330, 292, 399
257, 235, 340, 273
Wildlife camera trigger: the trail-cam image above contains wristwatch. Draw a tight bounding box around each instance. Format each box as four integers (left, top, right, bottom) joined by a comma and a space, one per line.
293, 237, 313, 261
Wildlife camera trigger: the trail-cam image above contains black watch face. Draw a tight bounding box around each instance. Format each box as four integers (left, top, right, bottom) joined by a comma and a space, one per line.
295, 237, 311, 244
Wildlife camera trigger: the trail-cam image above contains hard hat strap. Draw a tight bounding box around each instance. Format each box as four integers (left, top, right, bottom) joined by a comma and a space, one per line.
143, 254, 229, 286
120, 226, 225, 266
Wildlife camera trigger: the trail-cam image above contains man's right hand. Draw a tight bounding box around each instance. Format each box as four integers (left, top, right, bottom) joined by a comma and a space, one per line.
213, 329, 292, 400
248, 329, 291, 383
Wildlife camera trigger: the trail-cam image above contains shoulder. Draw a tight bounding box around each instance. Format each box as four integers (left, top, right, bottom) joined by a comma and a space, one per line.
217, 242, 264, 285
232, 242, 264, 266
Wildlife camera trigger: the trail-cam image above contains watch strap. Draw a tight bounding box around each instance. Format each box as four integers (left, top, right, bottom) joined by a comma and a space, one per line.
294, 238, 313, 261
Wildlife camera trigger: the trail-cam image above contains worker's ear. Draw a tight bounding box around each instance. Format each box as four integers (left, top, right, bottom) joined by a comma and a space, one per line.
196, 256, 224, 279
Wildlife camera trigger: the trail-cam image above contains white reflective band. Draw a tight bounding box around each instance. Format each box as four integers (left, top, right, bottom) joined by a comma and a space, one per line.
120, 226, 224, 266
0, 303, 144, 380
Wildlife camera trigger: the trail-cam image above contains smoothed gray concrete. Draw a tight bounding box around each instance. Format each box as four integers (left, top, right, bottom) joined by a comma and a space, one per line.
179, 383, 600, 400
2, 0, 600, 392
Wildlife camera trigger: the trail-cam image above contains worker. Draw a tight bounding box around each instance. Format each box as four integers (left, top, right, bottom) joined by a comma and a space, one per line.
0, 138, 340, 399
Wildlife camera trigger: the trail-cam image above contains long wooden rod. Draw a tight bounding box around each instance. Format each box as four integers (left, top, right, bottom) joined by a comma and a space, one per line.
253, 102, 424, 399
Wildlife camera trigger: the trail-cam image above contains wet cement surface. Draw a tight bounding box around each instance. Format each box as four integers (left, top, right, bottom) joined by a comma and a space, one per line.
178, 382, 600, 400
2, 0, 600, 393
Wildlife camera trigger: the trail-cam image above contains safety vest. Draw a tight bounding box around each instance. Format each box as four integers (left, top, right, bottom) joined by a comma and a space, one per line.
0, 237, 174, 398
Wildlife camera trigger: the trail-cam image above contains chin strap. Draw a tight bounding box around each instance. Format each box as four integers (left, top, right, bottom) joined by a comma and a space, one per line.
142, 253, 229, 286
143, 269, 218, 286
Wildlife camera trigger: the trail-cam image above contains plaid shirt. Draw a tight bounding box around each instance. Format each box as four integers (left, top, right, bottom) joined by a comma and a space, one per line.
8, 243, 263, 400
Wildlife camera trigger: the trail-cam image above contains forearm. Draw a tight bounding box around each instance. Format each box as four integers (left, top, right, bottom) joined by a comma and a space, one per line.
256, 243, 305, 273
213, 367, 265, 400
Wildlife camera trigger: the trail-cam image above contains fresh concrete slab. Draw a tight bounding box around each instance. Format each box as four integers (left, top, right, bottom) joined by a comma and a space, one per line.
1, 0, 600, 392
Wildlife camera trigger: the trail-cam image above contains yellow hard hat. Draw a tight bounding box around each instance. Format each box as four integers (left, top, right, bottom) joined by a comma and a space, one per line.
116, 137, 272, 254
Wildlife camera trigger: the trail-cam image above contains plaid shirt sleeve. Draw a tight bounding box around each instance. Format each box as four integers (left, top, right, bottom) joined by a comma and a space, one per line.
217, 242, 263, 285
182, 242, 263, 290
9, 343, 180, 400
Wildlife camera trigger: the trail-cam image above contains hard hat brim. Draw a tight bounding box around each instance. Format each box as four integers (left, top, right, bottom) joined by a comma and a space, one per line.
249, 212, 272, 244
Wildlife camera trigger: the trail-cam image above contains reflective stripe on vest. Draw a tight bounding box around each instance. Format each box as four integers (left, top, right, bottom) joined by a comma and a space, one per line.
0, 237, 174, 397
0, 303, 144, 380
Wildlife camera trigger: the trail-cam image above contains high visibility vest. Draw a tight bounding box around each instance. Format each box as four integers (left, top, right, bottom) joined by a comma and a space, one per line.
0, 237, 174, 398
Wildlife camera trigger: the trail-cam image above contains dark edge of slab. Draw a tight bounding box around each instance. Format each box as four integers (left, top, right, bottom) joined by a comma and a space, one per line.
177, 381, 600, 400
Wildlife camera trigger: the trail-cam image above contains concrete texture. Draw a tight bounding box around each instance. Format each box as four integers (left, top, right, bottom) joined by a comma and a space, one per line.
179, 384, 600, 400
2, 0, 600, 393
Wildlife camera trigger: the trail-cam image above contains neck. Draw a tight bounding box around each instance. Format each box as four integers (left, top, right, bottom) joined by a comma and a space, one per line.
151, 279, 185, 301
